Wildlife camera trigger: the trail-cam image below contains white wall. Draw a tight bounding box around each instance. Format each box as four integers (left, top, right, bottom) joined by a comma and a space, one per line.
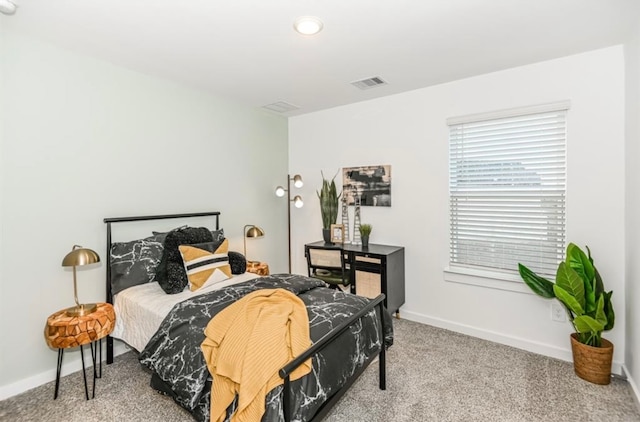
289, 46, 626, 370
625, 20, 640, 402
0, 30, 289, 398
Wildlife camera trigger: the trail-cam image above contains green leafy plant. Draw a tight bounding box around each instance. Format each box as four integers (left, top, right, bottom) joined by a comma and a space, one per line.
359, 224, 372, 237
518, 243, 615, 347
316, 171, 341, 230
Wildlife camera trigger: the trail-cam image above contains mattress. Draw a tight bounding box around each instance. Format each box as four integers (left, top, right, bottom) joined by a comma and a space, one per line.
112, 272, 259, 352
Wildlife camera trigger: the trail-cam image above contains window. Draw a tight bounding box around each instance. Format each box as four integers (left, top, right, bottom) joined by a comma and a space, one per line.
447, 102, 568, 287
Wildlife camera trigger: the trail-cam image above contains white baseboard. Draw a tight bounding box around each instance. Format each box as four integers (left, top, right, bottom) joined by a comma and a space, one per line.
622, 365, 640, 412
0, 341, 130, 401
400, 309, 624, 375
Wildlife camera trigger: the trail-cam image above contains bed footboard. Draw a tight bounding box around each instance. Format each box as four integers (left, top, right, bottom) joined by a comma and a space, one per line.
279, 294, 387, 422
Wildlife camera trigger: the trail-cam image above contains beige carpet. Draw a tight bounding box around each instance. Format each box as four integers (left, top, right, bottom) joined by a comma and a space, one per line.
1, 319, 638, 421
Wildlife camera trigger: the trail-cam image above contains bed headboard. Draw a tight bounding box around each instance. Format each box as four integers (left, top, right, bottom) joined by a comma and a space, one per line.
103, 211, 220, 363
103, 211, 220, 304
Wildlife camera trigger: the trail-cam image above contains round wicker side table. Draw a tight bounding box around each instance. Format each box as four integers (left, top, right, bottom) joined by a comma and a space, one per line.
247, 262, 270, 276
45, 302, 116, 400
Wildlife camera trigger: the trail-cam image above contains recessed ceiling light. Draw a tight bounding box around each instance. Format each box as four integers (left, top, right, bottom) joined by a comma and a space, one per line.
0, 0, 17, 15
293, 16, 323, 36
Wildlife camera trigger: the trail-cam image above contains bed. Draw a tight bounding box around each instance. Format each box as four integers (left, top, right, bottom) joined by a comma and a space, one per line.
104, 211, 393, 422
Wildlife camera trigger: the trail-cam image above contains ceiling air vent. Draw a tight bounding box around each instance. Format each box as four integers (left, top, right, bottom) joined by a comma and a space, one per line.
262, 101, 300, 113
351, 76, 387, 90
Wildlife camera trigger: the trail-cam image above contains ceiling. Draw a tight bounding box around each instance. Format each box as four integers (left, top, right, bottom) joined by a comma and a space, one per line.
3, 0, 640, 116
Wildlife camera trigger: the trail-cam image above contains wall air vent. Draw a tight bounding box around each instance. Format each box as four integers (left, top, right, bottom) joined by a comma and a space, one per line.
262, 101, 300, 113
351, 76, 387, 90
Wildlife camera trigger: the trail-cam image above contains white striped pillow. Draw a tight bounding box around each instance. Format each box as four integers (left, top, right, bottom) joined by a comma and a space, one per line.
179, 239, 232, 291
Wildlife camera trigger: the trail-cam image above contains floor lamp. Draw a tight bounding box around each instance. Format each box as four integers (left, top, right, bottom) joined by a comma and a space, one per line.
275, 174, 304, 273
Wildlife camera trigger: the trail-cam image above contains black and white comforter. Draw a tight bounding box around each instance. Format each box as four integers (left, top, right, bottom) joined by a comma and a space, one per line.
139, 274, 393, 422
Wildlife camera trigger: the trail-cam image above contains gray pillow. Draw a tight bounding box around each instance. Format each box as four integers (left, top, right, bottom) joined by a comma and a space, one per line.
109, 233, 165, 295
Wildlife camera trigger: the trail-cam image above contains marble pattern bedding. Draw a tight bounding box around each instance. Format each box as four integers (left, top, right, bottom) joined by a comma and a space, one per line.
112, 272, 258, 352
139, 274, 393, 422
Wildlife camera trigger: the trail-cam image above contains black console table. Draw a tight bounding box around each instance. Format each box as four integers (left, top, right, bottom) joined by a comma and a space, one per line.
304, 241, 405, 316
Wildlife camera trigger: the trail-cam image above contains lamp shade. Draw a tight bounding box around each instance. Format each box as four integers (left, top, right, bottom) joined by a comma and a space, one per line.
245, 226, 265, 238
275, 186, 286, 197
292, 174, 304, 188
62, 247, 100, 267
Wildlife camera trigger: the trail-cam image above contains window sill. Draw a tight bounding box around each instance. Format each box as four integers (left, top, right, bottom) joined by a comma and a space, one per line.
443, 266, 533, 294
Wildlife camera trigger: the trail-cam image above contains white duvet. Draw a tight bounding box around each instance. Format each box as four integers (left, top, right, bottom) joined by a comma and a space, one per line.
112, 272, 259, 352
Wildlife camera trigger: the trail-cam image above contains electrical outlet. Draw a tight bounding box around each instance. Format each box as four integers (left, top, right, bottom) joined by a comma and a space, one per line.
551, 302, 566, 322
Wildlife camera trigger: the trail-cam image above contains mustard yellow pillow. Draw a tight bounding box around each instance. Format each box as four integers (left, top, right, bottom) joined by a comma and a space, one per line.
179, 239, 232, 291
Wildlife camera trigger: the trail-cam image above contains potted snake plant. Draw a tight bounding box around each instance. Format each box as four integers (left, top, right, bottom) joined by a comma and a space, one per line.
518, 243, 615, 384
317, 171, 341, 243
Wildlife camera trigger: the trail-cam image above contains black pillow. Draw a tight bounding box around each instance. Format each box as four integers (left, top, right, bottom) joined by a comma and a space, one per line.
155, 227, 215, 294
228, 251, 247, 275
109, 233, 165, 295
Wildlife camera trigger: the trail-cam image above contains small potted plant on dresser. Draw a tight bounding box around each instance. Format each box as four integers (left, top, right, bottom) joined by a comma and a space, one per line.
518, 243, 615, 384
359, 224, 372, 248
317, 171, 341, 243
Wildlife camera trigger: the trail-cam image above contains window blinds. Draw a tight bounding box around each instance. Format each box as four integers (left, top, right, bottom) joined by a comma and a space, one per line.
448, 103, 567, 279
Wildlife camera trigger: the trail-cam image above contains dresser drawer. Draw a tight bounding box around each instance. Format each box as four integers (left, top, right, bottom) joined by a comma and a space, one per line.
354, 255, 381, 265
353, 254, 383, 272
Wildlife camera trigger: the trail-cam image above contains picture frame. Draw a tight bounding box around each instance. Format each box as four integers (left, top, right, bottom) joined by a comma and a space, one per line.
343, 165, 391, 207
330, 224, 345, 244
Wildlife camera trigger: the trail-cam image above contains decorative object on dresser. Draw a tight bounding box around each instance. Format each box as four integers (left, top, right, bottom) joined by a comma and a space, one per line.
317, 170, 341, 243
330, 223, 345, 244
359, 224, 372, 248
341, 195, 351, 244
352, 194, 362, 245
45, 302, 116, 400
275, 174, 304, 273
61, 245, 101, 317
343, 165, 391, 207
243, 224, 265, 265
518, 243, 615, 385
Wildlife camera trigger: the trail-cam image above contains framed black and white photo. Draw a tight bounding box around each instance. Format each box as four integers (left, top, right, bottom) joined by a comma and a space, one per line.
330, 224, 345, 243
343, 165, 392, 206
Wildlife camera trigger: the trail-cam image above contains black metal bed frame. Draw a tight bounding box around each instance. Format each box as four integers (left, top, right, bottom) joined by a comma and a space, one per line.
103, 211, 387, 422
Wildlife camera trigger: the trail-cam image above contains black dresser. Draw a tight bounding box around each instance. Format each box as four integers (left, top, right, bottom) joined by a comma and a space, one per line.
304, 241, 405, 316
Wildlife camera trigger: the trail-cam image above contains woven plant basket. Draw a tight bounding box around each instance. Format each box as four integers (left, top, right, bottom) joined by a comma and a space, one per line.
570, 333, 613, 385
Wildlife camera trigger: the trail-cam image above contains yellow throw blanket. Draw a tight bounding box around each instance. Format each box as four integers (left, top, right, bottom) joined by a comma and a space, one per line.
201, 288, 312, 422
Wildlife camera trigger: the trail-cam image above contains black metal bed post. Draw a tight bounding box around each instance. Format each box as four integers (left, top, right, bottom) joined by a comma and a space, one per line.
377, 300, 387, 390
106, 221, 114, 365
283, 376, 291, 422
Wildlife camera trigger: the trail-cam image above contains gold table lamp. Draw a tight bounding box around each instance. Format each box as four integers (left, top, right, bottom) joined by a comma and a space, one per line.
243, 225, 265, 267
62, 245, 100, 317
